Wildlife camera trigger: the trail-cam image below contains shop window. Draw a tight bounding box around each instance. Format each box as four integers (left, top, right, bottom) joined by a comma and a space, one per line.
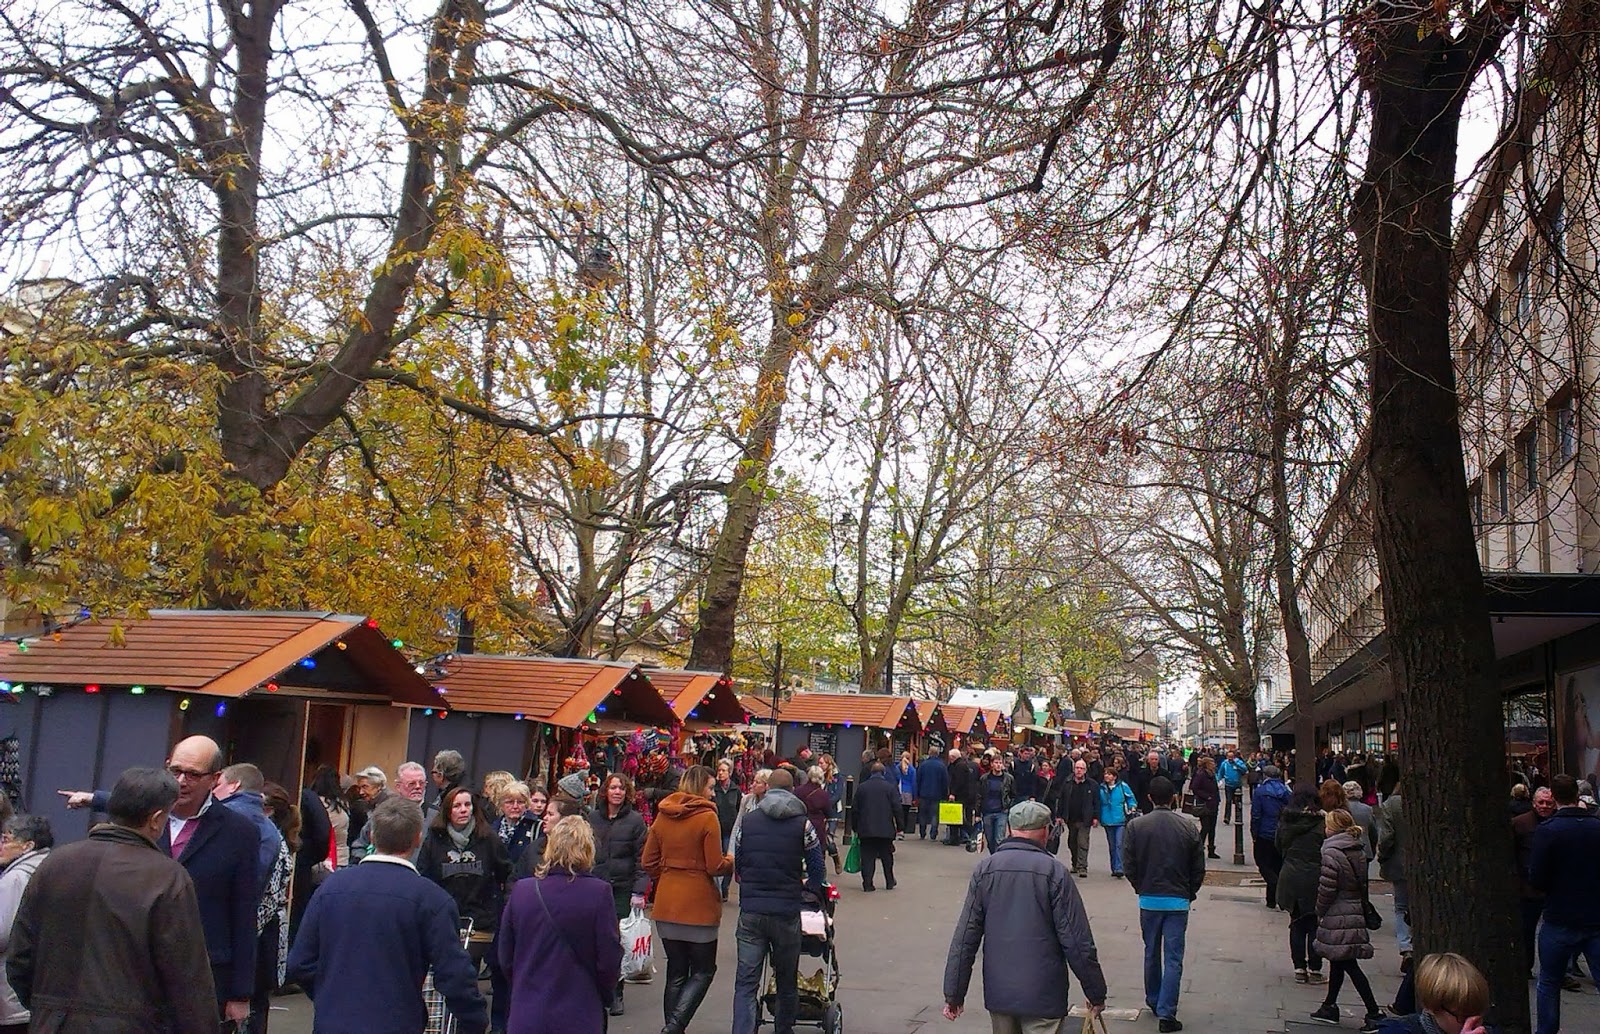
1549, 390, 1577, 467
1517, 422, 1540, 494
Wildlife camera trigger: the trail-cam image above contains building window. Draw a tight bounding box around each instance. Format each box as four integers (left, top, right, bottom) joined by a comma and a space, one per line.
1486, 292, 1505, 356
1469, 478, 1483, 529
1514, 252, 1533, 323
1550, 391, 1577, 467
1544, 196, 1566, 281
1518, 422, 1540, 494
1490, 457, 1509, 515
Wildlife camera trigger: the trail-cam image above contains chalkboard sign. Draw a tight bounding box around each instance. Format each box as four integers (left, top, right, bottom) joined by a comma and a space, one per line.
807, 729, 838, 758
892, 733, 911, 758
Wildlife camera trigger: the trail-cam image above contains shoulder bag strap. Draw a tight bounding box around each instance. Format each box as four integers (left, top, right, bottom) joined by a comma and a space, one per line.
532, 878, 613, 1004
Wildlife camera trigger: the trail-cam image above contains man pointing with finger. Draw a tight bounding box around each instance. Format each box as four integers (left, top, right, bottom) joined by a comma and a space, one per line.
942, 799, 1108, 1033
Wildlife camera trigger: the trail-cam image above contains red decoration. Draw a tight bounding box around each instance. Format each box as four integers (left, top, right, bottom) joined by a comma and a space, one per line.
84, 684, 100, 694
266, 681, 279, 692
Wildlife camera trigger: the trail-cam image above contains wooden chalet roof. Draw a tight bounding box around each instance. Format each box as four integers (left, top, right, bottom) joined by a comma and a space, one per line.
775, 692, 920, 730
941, 705, 988, 735
0, 610, 442, 706
427, 654, 678, 729
739, 694, 777, 721
986, 709, 1009, 733
648, 669, 747, 724
915, 699, 950, 735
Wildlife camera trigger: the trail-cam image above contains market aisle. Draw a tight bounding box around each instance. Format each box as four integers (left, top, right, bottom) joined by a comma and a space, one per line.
266, 821, 1600, 1033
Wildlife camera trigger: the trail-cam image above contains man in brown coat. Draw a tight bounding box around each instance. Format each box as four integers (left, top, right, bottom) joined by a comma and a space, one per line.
7, 767, 217, 1034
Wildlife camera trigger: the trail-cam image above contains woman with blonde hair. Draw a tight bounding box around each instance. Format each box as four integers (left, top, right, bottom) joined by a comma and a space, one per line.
642, 765, 732, 1034
500, 817, 624, 1034
482, 770, 516, 822
1311, 807, 1383, 1031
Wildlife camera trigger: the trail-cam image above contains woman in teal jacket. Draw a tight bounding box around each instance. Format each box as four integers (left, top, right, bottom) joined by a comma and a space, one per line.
1096, 767, 1138, 878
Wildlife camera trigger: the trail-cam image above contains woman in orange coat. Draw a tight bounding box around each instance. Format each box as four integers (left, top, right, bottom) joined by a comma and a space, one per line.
641, 764, 733, 1034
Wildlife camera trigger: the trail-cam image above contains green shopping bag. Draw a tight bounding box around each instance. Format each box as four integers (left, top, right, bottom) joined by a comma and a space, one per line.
843, 840, 861, 874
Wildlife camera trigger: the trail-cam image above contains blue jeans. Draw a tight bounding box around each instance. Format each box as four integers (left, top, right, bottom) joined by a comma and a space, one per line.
719, 833, 733, 897
1140, 909, 1188, 1020
1536, 921, 1600, 1034
918, 797, 941, 839
733, 911, 801, 1034
1104, 824, 1125, 875
1392, 879, 1412, 953
982, 812, 1008, 854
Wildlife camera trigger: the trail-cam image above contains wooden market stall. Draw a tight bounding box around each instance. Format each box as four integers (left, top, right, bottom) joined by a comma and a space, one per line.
0, 610, 442, 841
414, 654, 680, 790
914, 699, 951, 755
773, 692, 923, 771
940, 705, 993, 751
649, 668, 753, 762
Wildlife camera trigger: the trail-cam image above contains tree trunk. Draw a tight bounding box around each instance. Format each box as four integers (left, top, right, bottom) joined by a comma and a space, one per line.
1267, 344, 1320, 787
1354, 47, 1528, 1032
687, 322, 800, 672
1225, 687, 1262, 753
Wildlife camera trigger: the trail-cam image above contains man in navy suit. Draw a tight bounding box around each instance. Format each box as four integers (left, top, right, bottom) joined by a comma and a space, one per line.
62, 734, 261, 1026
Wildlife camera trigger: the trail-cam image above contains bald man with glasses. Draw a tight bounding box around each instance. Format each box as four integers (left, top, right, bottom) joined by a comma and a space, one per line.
61, 735, 262, 1027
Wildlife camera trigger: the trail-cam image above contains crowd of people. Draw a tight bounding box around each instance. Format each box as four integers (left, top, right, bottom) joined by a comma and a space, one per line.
0, 736, 848, 1034
0, 731, 1573, 1034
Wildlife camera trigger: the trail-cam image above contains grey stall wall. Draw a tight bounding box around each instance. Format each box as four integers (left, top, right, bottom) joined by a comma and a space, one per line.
4, 690, 178, 844
406, 712, 536, 787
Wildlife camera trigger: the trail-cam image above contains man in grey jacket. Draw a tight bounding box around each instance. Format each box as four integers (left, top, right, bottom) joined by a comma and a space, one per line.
1122, 776, 1205, 1033
943, 800, 1107, 1034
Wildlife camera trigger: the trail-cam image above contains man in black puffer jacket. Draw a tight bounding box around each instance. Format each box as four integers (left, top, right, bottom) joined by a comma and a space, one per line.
729, 768, 826, 1034
943, 800, 1107, 1031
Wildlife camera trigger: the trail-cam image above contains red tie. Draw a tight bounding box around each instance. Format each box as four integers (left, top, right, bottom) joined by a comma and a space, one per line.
171, 818, 197, 859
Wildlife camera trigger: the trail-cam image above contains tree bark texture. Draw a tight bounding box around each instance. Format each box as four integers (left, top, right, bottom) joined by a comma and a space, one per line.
1352, 23, 1527, 1029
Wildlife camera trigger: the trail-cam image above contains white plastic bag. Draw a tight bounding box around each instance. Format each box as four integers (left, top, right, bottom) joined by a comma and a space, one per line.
620, 906, 653, 981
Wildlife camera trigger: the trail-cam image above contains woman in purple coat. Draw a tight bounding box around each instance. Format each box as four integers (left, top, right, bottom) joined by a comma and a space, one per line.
499, 816, 624, 1034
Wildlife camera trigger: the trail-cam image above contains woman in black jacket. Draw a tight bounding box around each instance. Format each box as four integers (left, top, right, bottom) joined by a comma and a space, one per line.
416, 786, 512, 972
589, 773, 649, 1017
1275, 787, 1326, 985
1191, 757, 1221, 859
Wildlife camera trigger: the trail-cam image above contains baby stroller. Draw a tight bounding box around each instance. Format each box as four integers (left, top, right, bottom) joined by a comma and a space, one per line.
423, 919, 473, 1034
756, 883, 843, 1033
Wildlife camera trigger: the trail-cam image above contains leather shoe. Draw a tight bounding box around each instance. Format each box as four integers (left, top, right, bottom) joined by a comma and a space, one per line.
1159, 1019, 1183, 1032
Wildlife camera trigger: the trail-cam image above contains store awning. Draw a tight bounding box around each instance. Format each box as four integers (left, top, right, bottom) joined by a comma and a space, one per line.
1014, 724, 1063, 736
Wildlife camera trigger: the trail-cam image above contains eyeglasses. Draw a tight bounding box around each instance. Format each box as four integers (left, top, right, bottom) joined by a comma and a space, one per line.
168, 766, 217, 781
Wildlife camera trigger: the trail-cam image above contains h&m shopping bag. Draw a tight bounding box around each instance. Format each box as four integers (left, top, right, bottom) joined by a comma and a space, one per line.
620, 906, 653, 981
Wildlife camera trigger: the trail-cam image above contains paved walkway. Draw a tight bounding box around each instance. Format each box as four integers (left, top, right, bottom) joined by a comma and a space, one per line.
266, 817, 1600, 1033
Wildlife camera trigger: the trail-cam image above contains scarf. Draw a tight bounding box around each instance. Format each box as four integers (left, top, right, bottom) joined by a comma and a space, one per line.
1417, 1012, 1445, 1034
448, 822, 474, 852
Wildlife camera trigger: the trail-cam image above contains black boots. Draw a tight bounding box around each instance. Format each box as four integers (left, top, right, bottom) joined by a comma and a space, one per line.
610, 979, 625, 1016
660, 969, 715, 1034
660, 968, 687, 1031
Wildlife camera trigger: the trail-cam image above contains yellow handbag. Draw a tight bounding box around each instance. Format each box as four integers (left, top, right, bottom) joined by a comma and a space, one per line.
938, 801, 965, 824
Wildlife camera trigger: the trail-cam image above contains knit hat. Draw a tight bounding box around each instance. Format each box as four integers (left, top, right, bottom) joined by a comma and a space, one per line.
557, 772, 589, 802
1007, 800, 1052, 831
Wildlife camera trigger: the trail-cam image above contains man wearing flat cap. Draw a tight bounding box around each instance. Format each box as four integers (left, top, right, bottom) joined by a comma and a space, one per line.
942, 800, 1107, 1033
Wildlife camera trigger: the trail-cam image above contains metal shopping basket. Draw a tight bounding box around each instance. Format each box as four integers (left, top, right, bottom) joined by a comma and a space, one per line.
423, 919, 475, 1034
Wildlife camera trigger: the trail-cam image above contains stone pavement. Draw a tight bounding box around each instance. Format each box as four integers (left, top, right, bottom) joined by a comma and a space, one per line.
265, 815, 1600, 1033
